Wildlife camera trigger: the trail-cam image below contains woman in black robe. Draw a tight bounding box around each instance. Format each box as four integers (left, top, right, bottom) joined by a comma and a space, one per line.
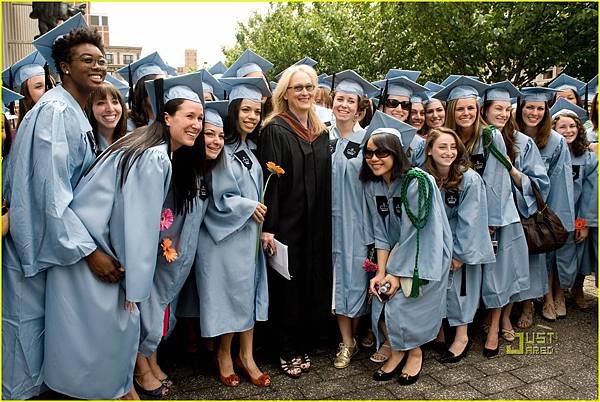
258, 64, 332, 378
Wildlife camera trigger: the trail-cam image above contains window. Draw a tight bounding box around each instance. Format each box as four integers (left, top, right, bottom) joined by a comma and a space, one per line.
122, 54, 133, 64
101, 16, 109, 26
105, 53, 114, 64
90, 15, 99, 25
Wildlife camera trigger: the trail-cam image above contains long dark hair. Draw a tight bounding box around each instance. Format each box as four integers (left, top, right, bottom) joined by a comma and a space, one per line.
85, 82, 128, 149
591, 93, 598, 131
3, 115, 12, 158
550, 89, 583, 108
424, 127, 469, 191
359, 132, 411, 182
482, 100, 518, 162
224, 98, 262, 146
552, 114, 589, 157
129, 73, 161, 129
515, 100, 553, 149
91, 98, 205, 215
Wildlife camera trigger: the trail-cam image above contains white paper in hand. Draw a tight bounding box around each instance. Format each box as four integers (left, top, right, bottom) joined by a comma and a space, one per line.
267, 239, 291, 280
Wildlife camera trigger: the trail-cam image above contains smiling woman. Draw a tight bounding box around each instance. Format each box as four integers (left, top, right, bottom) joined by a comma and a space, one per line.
86, 82, 128, 152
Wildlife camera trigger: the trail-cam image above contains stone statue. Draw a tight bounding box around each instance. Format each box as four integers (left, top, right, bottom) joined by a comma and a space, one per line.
30, 2, 87, 39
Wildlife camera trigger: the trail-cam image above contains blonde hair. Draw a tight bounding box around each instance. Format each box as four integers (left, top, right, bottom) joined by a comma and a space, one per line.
262, 64, 327, 135
444, 98, 486, 156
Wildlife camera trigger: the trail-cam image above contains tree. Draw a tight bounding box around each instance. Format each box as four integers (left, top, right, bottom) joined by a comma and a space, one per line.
223, 2, 597, 86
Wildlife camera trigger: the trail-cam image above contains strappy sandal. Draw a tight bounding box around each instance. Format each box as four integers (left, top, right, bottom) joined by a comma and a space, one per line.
360, 331, 375, 348
133, 378, 169, 399
299, 354, 311, 372
516, 302, 534, 329
370, 343, 391, 363
501, 328, 515, 342
279, 357, 302, 379
542, 301, 557, 322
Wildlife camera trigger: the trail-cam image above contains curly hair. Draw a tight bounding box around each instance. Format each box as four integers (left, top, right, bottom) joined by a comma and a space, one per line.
424, 127, 470, 191
51, 27, 104, 78
552, 114, 589, 157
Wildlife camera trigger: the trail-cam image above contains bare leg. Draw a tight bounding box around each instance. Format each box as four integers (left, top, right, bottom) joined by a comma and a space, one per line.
517, 300, 534, 328
148, 350, 168, 383
448, 324, 469, 356
217, 333, 237, 381
336, 315, 355, 347
134, 354, 165, 394
543, 270, 557, 320
239, 328, 267, 380
402, 347, 423, 376
119, 386, 140, 400
484, 308, 501, 350
572, 274, 589, 309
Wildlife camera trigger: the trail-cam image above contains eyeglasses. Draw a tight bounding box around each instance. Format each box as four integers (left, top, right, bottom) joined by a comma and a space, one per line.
287, 84, 315, 93
364, 148, 391, 159
76, 55, 108, 67
385, 99, 411, 110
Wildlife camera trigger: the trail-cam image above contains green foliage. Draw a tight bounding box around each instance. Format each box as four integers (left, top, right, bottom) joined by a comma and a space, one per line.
223, 2, 597, 86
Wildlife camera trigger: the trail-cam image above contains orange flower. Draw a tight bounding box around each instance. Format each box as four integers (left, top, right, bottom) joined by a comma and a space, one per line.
161, 238, 178, 263
266, 161, 285, 176
575, 218, 588, 230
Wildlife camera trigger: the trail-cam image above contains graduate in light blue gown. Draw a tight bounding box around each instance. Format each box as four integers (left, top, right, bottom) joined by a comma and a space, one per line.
323, 70, 379, 369
196, 76, 272, 388
373, 72, 428, 167
1, 50, 48, 129
116, 51, 174, 132
421, 83, 447, 139
550, 101, 598, 316
85, 80, 128, 153
424, 127, 495, 363
43, 72, 206, 400
438, 77, 527, 357
515, 87, 575, 323
361, 111, 452, 385
2, 16, 111, 400
481, 82, 550, 337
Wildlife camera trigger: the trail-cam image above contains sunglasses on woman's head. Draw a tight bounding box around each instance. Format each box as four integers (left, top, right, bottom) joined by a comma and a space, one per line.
364, 148, 391, 159
385, 99, 411, 110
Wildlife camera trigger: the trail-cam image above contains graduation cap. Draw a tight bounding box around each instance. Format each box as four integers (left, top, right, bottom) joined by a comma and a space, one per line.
269, 81, 278, 92
372, 76, 427, 98
365, 110, 416, 152
208, 61, 227, 76
433, 76, 489, 102
2, 50, 46, 90
204, 100, 228, 128
218, 77, 271, 103
116, 51, 173, 87
520, 87, 560, 102
548, 73, 585, 93
145, 71, 205, 119
221, 49, 273, 78
317, 73, 332, 90
323, 70, 379, 98
274, 56, 318, 81
385, 69, 421, 82
483, 81, 522, 102
197, 69, 224, 101
440, 74, 480, 87
104, 74, 130, 103
32, 13, 87, 75
2, 87, 24, 114
580, 75, 597, 100
424, 81, 444, 93
550, 97, 588, 122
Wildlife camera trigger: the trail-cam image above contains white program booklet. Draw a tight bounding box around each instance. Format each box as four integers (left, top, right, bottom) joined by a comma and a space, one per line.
267, 239, 291, 280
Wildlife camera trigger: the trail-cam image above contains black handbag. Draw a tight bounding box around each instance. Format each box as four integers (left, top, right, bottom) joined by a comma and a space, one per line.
518, 181, 568, 254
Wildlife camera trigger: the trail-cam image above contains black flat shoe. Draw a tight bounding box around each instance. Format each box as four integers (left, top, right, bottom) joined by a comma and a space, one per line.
437, 339, 472, 364
373, 354, 406, 381
398, 357, 423, 386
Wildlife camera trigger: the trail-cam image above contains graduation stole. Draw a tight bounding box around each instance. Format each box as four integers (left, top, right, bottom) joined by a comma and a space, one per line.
481, 125, 512, 171
399, 168, 433, 298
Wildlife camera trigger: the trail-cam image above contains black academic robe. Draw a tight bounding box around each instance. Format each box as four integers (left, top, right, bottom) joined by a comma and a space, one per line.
258, 116, 333, 358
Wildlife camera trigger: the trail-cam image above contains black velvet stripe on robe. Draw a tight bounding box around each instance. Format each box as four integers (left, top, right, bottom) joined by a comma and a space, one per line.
258, 116, 333, 358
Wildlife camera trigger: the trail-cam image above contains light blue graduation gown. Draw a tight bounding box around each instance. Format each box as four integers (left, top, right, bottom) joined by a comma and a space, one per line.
138, 181, 209, 357
2, 85, 97, 400
470, 129, 528, 308
509, 132, 551, 302
442, 169, 495, 326
365, 170, 452, 350
43, 144, 172, 399
408, 134, 426, 167
126, 116, 137, 133
541, 131, 576, 287
330, 127, 372, 317
196, 140, 269, 337
553, 150, 598, 282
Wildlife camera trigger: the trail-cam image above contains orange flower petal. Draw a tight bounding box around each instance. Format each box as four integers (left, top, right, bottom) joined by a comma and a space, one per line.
164, 247, 178, 263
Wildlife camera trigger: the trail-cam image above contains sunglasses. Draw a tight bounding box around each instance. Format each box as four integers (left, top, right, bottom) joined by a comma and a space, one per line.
385, 99, 411, 110
287, 84, 315, 93
364, 148, 391, 159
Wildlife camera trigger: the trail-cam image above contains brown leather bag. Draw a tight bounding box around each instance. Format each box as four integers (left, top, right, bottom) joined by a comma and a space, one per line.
519, 181, 568, 254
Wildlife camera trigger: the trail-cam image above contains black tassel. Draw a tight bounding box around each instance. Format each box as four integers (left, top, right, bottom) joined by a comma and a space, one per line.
330, 72, 336, 95
380, 79, 389, 110
8, 68, 14, 91
44, 63, 52, 91
585, 83, 590, 117
154, 78, 165, 123
127, 65, 134, 110
459, 264, 467, 296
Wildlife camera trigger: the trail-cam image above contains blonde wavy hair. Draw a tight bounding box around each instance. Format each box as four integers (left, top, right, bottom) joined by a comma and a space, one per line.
262, 64, 327, 135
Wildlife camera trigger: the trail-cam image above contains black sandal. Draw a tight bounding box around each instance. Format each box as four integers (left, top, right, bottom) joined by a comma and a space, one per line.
279, 357, 302, 379
299, 354, 311, 372
133, 378, 169, 399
